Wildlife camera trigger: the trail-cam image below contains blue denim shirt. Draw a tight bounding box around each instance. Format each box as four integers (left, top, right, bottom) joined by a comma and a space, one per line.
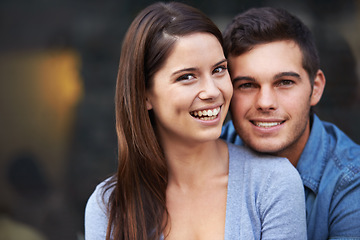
221, 114, 360, 240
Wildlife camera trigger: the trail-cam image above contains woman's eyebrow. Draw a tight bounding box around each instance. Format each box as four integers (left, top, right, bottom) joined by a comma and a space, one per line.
171, 59, 227, 76
171, 67, 198, 76
213, 59, 227, 68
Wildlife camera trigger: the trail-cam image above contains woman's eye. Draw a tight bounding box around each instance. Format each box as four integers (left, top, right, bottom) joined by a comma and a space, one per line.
176, 74, 195, 82
213, 66, 227, 74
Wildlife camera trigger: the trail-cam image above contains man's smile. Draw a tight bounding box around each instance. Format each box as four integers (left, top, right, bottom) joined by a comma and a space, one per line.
251, 120, 285, 128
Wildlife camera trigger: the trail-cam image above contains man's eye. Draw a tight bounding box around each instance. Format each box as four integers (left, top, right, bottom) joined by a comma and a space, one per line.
237, 82, 254, 89
176, 74, 195, 82
278, 80, 294, 86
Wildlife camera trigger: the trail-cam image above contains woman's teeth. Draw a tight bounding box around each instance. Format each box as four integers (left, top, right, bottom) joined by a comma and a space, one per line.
190, 107, 220, 120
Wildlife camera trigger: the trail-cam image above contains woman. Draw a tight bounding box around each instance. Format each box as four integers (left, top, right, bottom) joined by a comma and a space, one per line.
85, 2, 307, 240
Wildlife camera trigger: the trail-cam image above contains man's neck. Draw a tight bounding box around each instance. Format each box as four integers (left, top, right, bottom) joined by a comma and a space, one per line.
277, 119, 311, 168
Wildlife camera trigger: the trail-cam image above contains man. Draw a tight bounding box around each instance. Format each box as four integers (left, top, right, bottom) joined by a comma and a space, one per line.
221, 7, 360, 240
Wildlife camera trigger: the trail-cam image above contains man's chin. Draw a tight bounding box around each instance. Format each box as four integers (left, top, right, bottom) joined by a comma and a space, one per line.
245, 142, 284, 155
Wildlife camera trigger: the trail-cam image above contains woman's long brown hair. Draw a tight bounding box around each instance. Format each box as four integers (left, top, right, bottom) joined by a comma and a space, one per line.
104, 2, 224, 239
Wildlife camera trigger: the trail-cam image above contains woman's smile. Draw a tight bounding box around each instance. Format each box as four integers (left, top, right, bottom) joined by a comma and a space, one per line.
190, 106, 221, 120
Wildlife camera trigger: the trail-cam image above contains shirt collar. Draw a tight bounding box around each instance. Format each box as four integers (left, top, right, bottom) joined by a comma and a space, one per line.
296, 114, 329, 194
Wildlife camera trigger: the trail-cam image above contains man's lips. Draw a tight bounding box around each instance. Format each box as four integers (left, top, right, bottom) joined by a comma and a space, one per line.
250, 120, 286, 128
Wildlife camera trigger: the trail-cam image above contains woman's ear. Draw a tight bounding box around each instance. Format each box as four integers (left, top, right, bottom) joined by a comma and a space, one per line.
310, 69, 326, 106
146, 96, 153, 110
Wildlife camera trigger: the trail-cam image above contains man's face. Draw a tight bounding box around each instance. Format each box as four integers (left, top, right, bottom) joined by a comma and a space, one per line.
228, 40, 322, 162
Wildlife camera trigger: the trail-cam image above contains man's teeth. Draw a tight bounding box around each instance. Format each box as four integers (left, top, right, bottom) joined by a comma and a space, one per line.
191, 107, 220, 120
254, 122, 281, 128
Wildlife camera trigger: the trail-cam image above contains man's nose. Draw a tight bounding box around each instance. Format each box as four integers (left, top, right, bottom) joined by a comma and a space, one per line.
255, 87, 278, 111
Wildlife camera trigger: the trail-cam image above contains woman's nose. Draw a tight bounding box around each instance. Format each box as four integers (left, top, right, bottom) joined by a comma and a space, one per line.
198, 76, 221, 100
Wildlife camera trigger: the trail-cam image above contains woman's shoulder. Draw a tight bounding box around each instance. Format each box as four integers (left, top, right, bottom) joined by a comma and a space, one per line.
86, 178, 113, 215
227, 143, 289, 166
85, 177, 115, 239
225, 143, 306, 239
227, 143, 300, 181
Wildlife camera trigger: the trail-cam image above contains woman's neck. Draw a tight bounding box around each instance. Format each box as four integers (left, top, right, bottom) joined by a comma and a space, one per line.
164, 139, 229, 190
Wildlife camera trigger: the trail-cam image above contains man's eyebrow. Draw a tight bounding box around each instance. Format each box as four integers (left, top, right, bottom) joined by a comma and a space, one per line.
232, 76, 255, 83
274, 71, 301, 80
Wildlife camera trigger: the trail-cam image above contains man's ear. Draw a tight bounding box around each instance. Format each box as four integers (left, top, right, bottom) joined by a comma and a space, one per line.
310, 69, 326, 106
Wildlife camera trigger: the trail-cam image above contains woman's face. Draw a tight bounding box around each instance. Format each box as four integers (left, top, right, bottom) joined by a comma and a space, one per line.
146, 32, 233, 147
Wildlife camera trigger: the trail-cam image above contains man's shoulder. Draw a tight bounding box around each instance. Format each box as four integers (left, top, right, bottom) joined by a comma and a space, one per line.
320, 118, 360, 165
316, 117, 360, 186
309, 115, 360, 161
299, 115, 360, 191
305, 117, 360, 240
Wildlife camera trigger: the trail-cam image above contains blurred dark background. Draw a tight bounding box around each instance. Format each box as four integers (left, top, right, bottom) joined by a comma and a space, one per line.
0, 0, 359, 239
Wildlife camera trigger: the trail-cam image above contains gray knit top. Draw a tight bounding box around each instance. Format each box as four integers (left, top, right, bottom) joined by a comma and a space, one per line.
85, 143, 307, 239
